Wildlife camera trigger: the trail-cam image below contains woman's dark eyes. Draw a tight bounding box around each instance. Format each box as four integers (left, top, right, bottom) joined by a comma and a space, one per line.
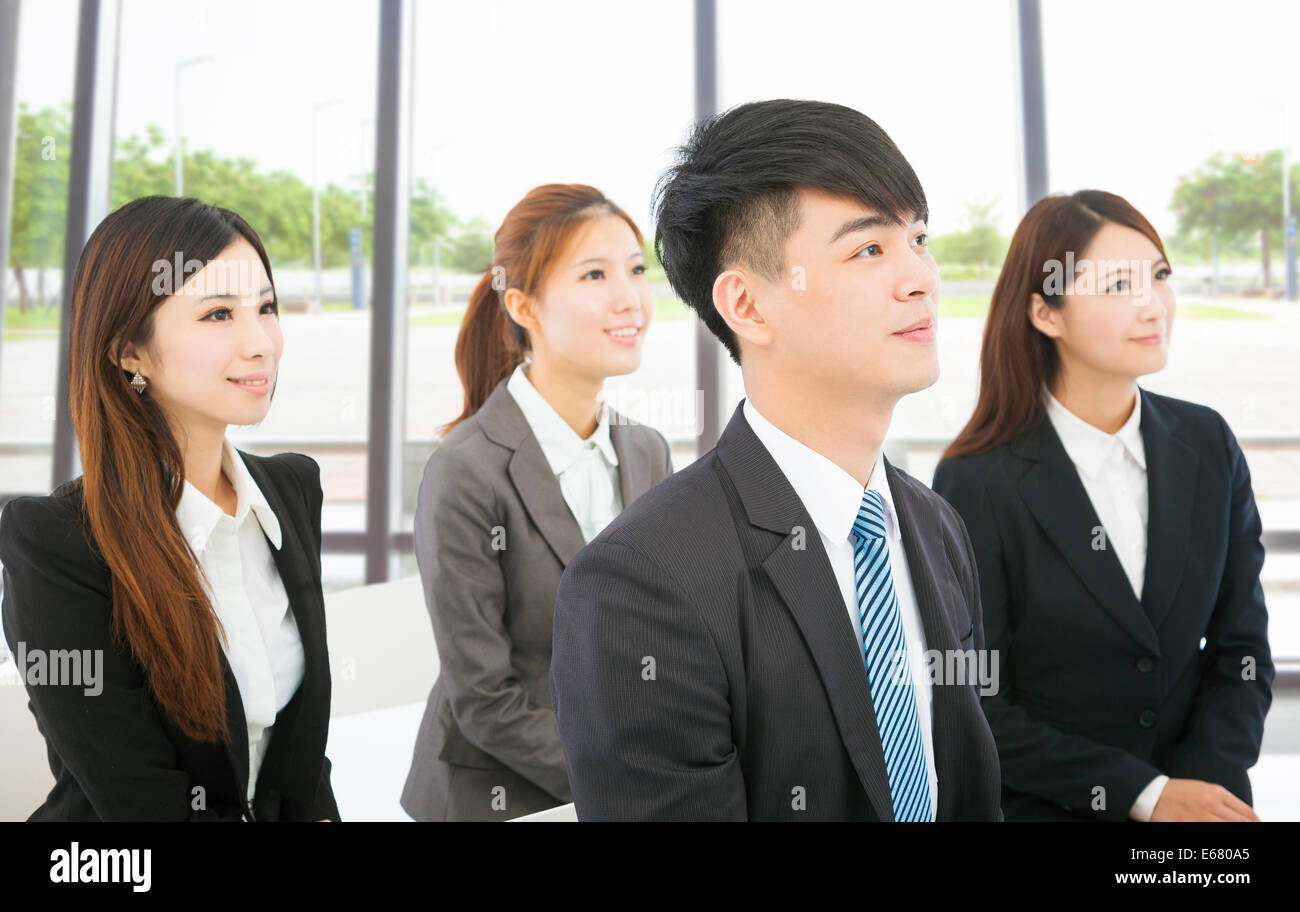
204, 301, 278, 321
1111, 268, 1172, 292
582, 265, 646, 280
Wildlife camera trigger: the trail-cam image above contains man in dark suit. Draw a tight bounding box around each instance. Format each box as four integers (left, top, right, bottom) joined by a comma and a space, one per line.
549, 99, 1002, 820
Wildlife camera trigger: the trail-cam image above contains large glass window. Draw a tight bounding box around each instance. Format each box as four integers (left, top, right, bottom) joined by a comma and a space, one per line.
1043, 0, 1300, 659
400, 0, 697, 576
112, 0, 380, 590
1, 0, 78, 498
717, 0, 1022, 474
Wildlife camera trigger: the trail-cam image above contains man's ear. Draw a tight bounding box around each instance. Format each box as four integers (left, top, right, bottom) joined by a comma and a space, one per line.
1027, 292, 1063, 339
713, 268, 775, 353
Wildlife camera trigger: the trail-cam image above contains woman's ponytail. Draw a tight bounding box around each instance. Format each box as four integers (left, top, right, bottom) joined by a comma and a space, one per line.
444, 268, 526, 434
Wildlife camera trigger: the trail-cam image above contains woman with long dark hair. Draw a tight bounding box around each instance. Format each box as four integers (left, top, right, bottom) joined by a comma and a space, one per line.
400, 184, 674, 821
932, 190, 1272, 821
0, 196, 338, 821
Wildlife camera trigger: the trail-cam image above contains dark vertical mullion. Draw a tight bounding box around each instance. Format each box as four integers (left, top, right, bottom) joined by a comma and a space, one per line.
53, 0, 120, 488
693, 0, 721, 453
365, 0, 412, 583
1014, 0, 1048, 210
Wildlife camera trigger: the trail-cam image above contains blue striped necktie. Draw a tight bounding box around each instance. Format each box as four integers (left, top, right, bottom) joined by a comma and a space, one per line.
852, 488, 931, 822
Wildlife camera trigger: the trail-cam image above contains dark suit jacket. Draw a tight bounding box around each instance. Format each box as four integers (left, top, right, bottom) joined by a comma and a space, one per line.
401, 378, 675, 821
0, 452, 339, 822
550, 400, 1003, 820
932, 388, 1274, 821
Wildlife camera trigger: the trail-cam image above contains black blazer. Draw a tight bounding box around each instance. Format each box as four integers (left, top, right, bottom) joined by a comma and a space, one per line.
932, 388, 1273, 821
0, 452, 339, 822
550, 400, 1003, 820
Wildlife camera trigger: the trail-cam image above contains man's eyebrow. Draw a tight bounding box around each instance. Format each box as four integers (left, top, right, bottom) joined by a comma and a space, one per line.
829, 213, 922, 244
199, 285, 274, 302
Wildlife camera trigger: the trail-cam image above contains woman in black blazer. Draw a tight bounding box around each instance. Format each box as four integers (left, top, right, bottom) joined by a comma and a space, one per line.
0, 197, 337, 821
933, 190, 1272, 822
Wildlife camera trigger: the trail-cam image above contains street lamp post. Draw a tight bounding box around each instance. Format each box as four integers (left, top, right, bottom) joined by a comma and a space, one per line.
312, 98, 343, 312
174, 56, 214, 196
427, 142, 450, 306
359, 116, 375, 220
1283, 107, 1297, 302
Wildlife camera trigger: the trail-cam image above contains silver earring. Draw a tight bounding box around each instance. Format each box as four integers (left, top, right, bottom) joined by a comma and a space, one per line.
130, 370, 148, 394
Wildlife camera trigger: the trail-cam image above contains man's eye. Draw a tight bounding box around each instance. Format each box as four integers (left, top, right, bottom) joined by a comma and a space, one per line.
582, 269, 604, 280
856, 244, 882, 258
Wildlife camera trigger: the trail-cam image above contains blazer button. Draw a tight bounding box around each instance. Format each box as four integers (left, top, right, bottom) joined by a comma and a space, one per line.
1137, 657, 1156, 673
1138, 709, 1157, 728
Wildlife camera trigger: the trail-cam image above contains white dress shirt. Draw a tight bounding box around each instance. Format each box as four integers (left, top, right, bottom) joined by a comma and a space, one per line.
507, 362, 623, 543
1043, 386, 1167, 820
175, 438, 305, 804
742, 398, 938, 820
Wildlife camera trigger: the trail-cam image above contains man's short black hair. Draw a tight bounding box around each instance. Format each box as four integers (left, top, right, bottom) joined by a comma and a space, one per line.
652, 99, 929, 364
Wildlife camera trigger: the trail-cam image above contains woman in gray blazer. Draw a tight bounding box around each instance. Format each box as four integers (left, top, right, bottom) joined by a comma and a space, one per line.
401, 184, 675, 821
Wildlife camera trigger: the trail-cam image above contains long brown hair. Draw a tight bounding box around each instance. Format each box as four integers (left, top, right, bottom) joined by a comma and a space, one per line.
445, 183, 643, 434
69, 196, 279, 742
942, 190, 1168, 460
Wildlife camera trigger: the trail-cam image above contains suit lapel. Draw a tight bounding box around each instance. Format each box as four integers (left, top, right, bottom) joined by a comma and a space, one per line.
1011, 413, 1159, 654
476, 379, 588, 568
508, 441, 588, 567
716, 402, 895, 820
609, 409, 651, 509
884, 457, 966, 822
217, 654, 251, 812
238, 451, 329, 806
1137, 391, 1197, 631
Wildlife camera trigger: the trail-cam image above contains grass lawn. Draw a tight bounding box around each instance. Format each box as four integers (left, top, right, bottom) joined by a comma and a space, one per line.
2, 294, 1273, 340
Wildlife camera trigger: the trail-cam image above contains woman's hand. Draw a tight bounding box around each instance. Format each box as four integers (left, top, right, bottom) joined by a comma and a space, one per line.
1150, 779, 1259, 821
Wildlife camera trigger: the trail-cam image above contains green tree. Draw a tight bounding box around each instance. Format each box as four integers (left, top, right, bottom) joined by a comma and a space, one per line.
442, 218, 494, 273
929, 197, 1008, 277
8, 102, 72, 312
1172, 150, 1299, 290
409, 178, 457, 270
11, 117, 473, 311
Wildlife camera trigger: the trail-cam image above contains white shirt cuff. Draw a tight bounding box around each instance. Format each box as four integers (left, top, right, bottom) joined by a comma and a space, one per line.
1129, 774, 1170, 821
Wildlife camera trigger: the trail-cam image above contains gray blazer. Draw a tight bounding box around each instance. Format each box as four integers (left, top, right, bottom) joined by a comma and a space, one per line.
401, 376, 674, 821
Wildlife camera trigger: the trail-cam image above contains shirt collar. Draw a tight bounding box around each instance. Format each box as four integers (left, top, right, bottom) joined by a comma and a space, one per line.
175, 437, 283, 555
742, 397, 898, 548
506, 361, 619, 474
1043, 386, 1146, 479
